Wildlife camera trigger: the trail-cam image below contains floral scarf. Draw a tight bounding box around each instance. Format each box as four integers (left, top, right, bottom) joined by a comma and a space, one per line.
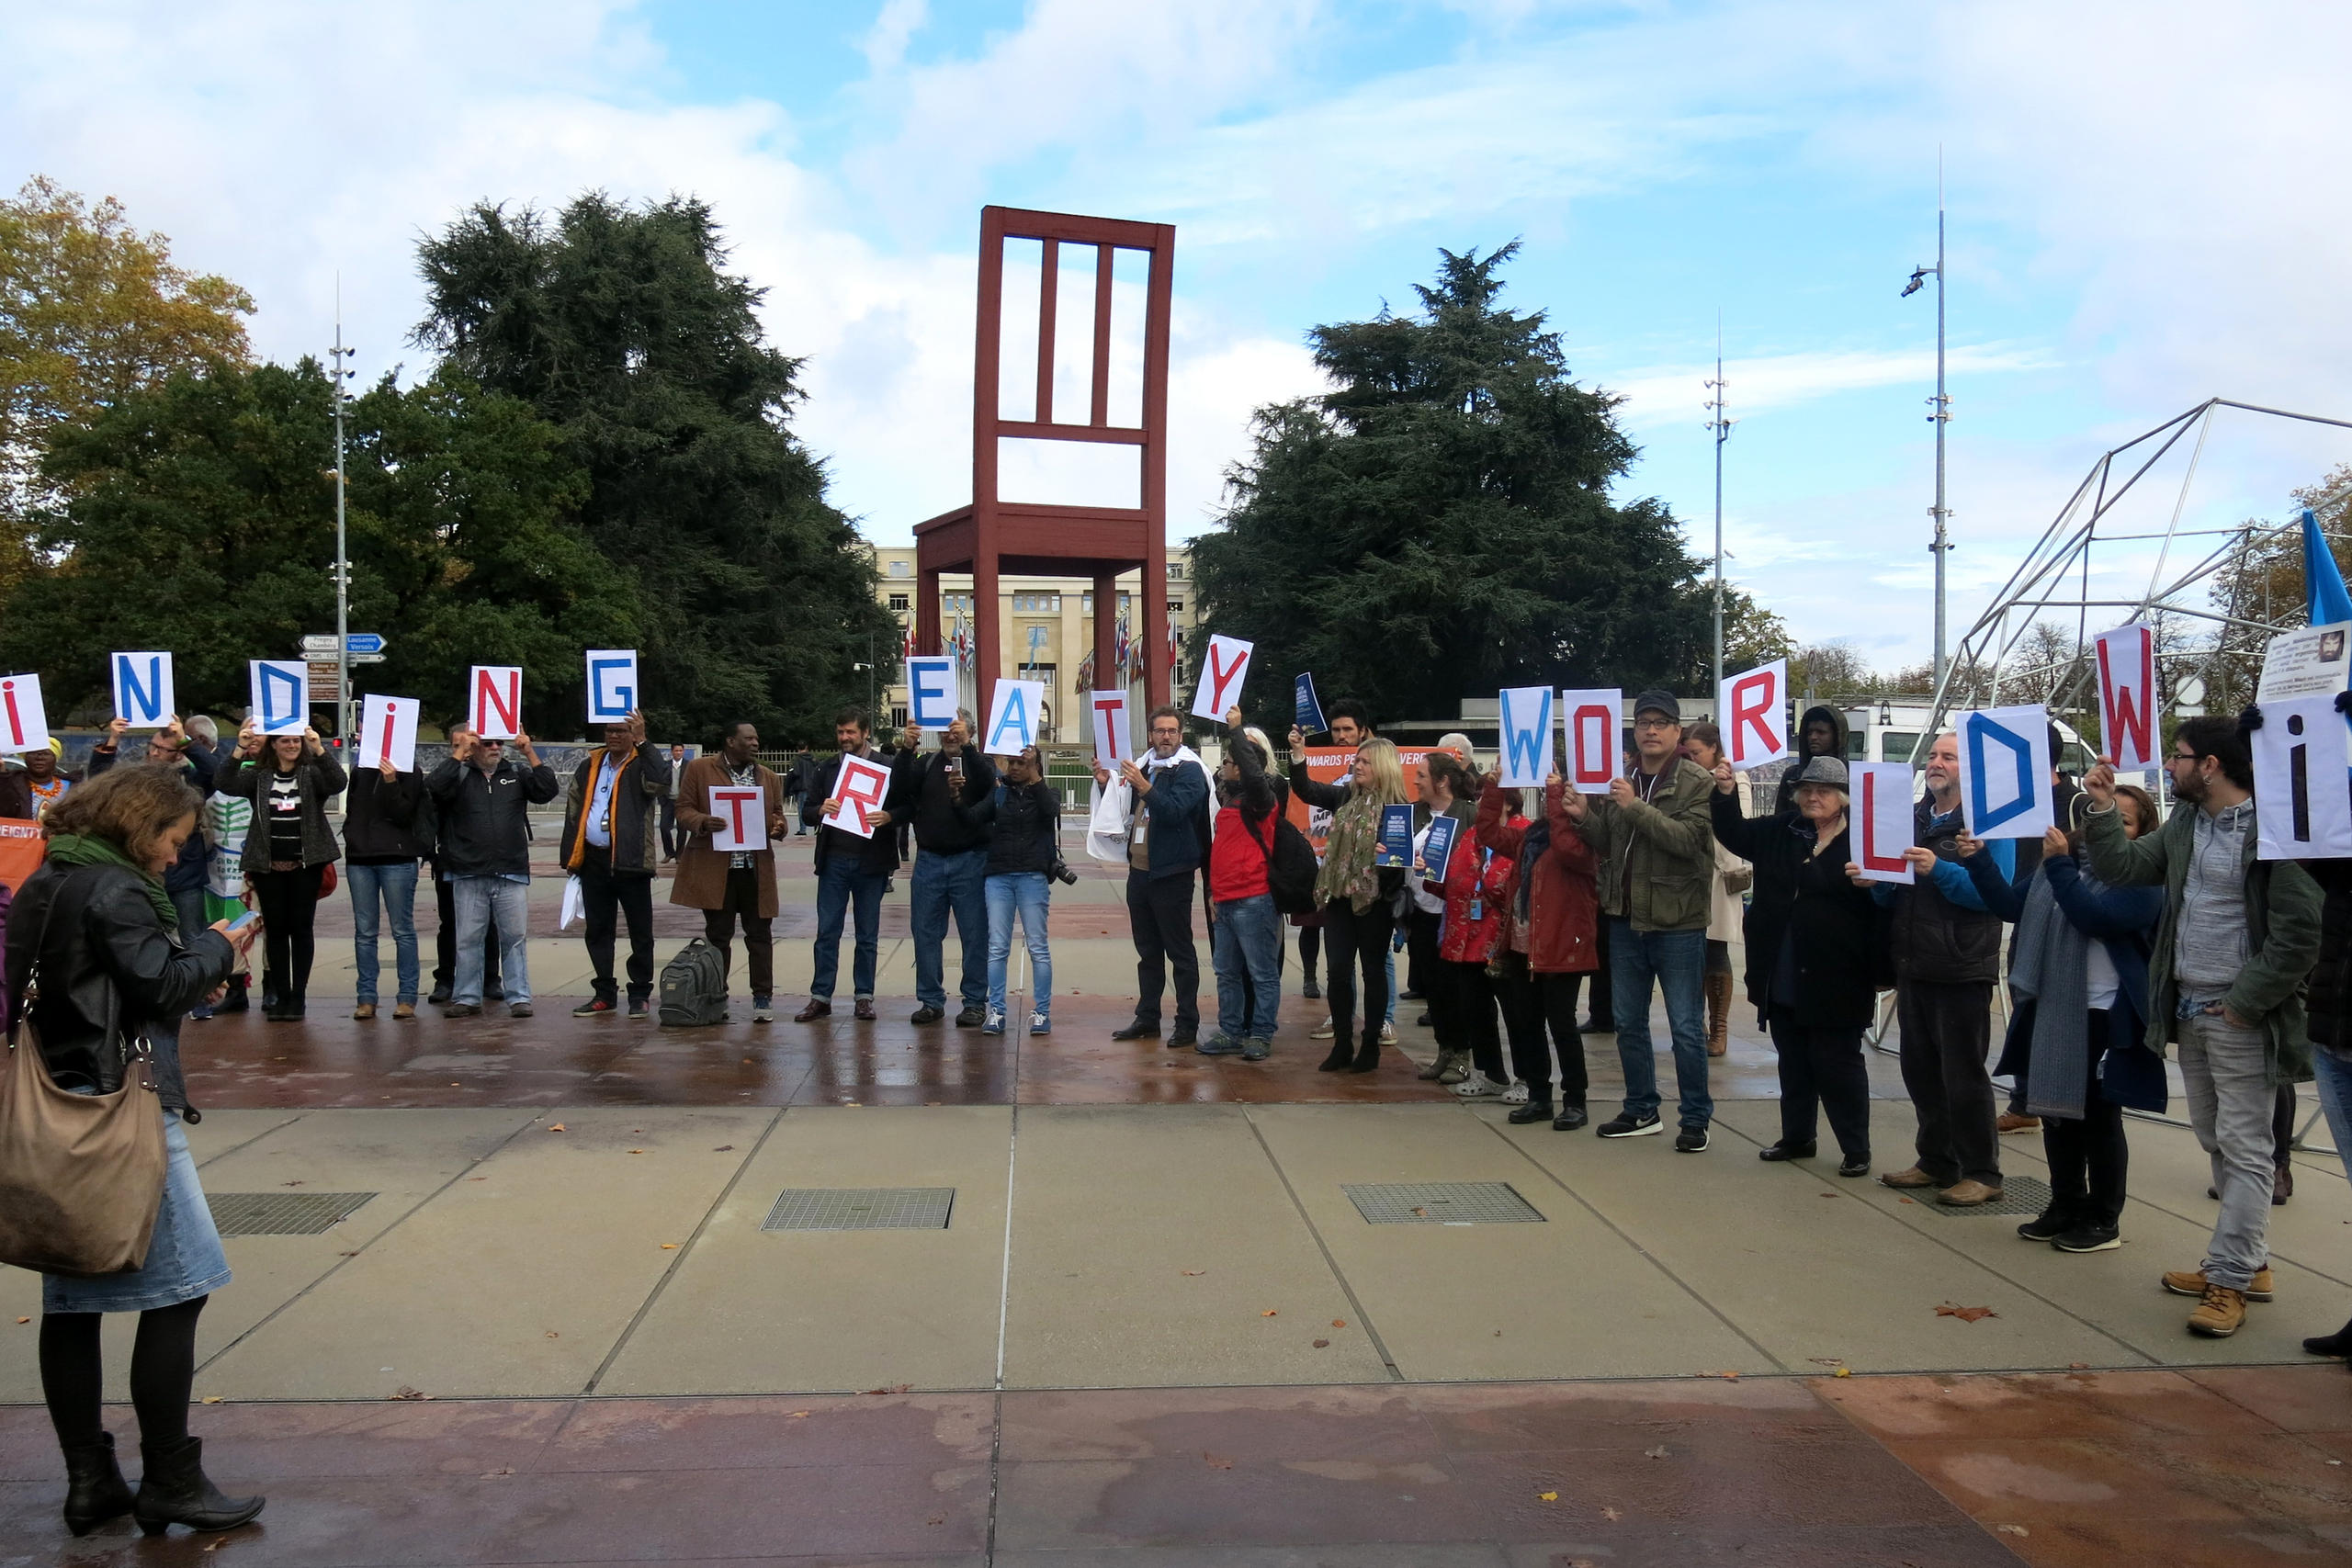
1315, 794, 1387, 914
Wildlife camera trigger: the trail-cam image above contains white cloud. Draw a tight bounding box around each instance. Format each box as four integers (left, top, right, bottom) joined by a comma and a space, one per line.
1606, 342, 2058, 432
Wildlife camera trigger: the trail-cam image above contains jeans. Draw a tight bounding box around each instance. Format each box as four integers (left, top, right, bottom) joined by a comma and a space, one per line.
985, 872, 1052, 1022
1767, 1017, 1872, 1161
2312, 1045, 2352, 1188
911, 846, 989, 1013
703, 866, 775, 998
347, 861, 420, 1006
433, 863, 499, 997
1212, 894, 1281, 1043
452, 876, 530, 1007
1125, 869, 1200, 1031
2178, 1010, 2278, 1292
812, 855, 888, 1002
578, 851, 656, 1002
252, 864, 325, 1006
1894, 978, 2000, 1187
1609, 919, 1712, 1128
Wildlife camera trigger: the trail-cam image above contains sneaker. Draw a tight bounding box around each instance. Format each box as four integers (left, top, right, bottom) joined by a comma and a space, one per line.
1553, 1106, 1589, 1132
1879, 1166, 1939, 1190
624, 998, 647, 1020
1507, 1100, 1555, 1125
2017, 1209, 2072, 1243
1380, 1021, 1396, 1044
572, 998, 616, 1018
1301, 978, 1321, 1000
1597, 1112, 1662, 1139
2053, 1224, 2122, 1253
956, 1006, 987, 1028
1030, 1011, 1051, 1036
1451, 1075, 1508, 1099
353, 1002, 378, 1021
1674, 1126, 1710, 1153
2188, 1283, 2249, 1337
910, 1005, 945, 1025
1500, 1081, 1530, 1104
1937, 1179, 2004, 1206
1240, 1038, 1269, 1061
752, 997, 776, 1023
444, 1002, 481, 1018
982, 1011, 1005, 1037
2163, 1266, 2275, 1303
189, 1003, 213, 1021
1997, 1111, 2041, 1134
1309, 1020, 1336, 1040
1196, 1033, 1245, 1056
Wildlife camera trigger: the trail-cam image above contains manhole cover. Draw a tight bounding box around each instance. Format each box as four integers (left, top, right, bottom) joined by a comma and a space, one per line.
762, 1188, 955, 1231
1343, 1181, 1545, 1224
1906, 1173, 2055, 1218
208, 1191, 377, 1237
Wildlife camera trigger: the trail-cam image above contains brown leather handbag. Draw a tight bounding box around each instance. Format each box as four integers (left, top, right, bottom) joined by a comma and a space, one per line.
0, 878, 167, 1277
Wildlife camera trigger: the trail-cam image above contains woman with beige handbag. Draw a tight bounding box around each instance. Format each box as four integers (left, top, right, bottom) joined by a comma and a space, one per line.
2, 764, 260, 1539
1683, 724, 1752, 1058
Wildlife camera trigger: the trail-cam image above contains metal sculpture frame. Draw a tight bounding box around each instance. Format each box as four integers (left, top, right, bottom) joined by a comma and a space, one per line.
913, 207, 1177, 710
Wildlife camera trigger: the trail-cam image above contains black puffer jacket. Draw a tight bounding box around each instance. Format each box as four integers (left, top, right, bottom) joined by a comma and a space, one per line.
5, 862, 235, 1114
2302, 859, 2352, 1056
957, 781, 1062, 876
1710, 793, 1882, 1028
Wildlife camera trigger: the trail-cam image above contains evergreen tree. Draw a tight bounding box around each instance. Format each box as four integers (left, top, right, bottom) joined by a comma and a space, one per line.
414, 193, 898, 742
1191, 243, 1774, 730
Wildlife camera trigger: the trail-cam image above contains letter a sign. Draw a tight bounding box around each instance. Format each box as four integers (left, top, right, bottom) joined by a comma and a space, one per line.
1191, 635, 1253, 720
985, 678, 1046, 756
469, 666, 524, 740
1956, 705, 2053, 840
2095, 625, 2157, 771
1718, 660, 1789, 770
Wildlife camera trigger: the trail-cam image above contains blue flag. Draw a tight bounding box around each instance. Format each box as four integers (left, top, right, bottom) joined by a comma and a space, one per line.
1295, 673, 1327, 734
2306, 508, 2352, 627
1376, 804, 1415, 867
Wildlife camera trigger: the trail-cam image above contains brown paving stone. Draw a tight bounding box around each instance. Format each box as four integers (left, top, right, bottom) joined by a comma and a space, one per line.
992, 1455, 1482, 1551
1405, 1376, 1853, 1451
1815, 1368, 2286, 1440
1874, 1431, 2352, 1527
1495, 1530, 2024, 1568
1448, 1436, 1968, 1531
2183, 1363, 2352, 1433
542, 1393, 994, 1472
1964, 1516, 2347, 1568
998, 1385, 1442, 1463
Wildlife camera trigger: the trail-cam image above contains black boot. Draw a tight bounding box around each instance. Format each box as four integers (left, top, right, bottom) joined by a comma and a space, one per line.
1349, 1029, 1382, 1074
1317, 1035, 1353, 1072
133, 1436, 264, 1536
62, 1432, 134, 1536
2303, 1314, 2352, 1359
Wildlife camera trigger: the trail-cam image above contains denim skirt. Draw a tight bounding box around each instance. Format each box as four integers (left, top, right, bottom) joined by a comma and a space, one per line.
43, 1109, 232, 1314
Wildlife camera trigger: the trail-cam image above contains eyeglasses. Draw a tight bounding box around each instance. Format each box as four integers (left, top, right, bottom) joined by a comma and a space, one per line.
1633, 717, 1677, 732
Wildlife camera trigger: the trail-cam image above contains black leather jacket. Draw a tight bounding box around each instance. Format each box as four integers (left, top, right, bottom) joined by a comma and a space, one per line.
4, 862, 235, 1116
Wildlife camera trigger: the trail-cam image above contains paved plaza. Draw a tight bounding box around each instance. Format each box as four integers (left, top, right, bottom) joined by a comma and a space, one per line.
5, 834, 2351, 1565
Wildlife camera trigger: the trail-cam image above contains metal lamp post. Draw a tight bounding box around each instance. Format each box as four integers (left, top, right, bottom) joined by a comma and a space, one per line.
1903, 175, 1951, 692
1704, 323, 1735, 694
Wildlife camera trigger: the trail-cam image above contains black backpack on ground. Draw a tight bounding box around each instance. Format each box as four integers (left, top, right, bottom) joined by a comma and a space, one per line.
657, 938, 729, 1028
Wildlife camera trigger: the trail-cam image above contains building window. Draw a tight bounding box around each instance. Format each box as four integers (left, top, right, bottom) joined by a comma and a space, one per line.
1080, 592, 1092, 613
889, 559, 910, 577
1167, 599, 1184, 615
1012, 592, 1061, 614
1167, 561, 1185, 581
887, 593, 909, 612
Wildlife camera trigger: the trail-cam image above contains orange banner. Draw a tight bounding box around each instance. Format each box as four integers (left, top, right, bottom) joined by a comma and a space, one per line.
1284, 746, 1458, 852
0, 818, 44, 894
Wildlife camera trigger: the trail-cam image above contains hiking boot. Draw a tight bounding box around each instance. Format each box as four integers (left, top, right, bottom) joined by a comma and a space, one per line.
2053, 1224, 2122, 1253
1597, 1111, 1662, 1139
1879, 1166, 1939, 1189
956, 1006, 987, 1028
1997, 1111, 2041, 1134
352, 1002, 377, 1021
1239, 1038, 1269, 1060
1937, 1179, 2003, 1206
392, 1002, 415, 1021
2017, 1208, 2072, 1242
2188, 1283, 2249, 1337
2163, 1266, 2274, 1303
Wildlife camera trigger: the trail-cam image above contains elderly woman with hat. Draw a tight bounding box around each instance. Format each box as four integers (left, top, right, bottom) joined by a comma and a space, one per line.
1708, 754, 1882, 1176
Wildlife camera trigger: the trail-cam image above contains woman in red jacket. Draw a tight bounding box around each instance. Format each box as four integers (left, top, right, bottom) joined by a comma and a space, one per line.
1476, 768, 1603, 1129
1423, 781, 1517, 1094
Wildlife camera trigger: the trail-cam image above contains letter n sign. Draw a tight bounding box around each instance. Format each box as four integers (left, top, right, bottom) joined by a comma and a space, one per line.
586, 650, 637, 724
1957, 705, 2052, 840
470, 666, 524, 739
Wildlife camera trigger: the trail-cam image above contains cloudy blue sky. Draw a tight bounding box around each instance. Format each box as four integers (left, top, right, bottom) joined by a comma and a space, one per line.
6, 1, 2349, 670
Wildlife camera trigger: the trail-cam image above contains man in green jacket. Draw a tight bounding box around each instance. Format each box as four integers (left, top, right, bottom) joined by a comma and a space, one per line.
1562, 688, 1717, 1150
2082, 715, 2321, 1339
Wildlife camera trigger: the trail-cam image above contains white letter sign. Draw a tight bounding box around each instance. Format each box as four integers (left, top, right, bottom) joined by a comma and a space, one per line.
0, 673, 51, 753
112, 652, 174, 728
358, 694, 420, 773
1089, 688, 1133, 767
908, 656, 958, 729
1496, 686, 1555, 788
1719, 659, 1788, 770
1852, 762, 1916, 884
985, 678, 1046, 756
1955, 705, 2052, 840
1559, 687, 1622, 795
708, 785, 771, 852
1191, 634, 1254, 720
825, 753, 893, 839
469, 666, 524, 739
248, 660, 309, 735
585, 649, 638, 724
2094, 625, 2157, 771
2253, 694, 2352, 860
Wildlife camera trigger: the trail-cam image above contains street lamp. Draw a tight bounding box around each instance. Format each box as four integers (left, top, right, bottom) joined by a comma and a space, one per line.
1902, 169, 1951, 694
1704, 320, 1736, 694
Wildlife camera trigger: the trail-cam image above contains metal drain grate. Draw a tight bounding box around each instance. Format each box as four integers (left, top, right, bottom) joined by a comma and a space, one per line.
762, 1188, 955, 1232
208, 1191, 377, 1237
1905, 1173, 2054, 1218
1343, 1181, 1545, 1224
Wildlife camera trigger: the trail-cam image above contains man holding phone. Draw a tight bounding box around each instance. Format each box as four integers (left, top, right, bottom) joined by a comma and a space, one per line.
904, 710, 997, 1028
426, 725, 560, 1018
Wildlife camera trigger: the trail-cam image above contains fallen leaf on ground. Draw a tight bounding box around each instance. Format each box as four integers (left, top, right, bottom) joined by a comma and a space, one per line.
481, 1467, 514, 1477
1312, 1338, 1330, 1348
1537, 1490, 1557, 1502
468, 1177, 487, 1182
927, 1515, 944, 1526
282, 1179, 304, 1187
1181, 1269, 1205, 1276
15, 1317, 28, 1325
861, 1383, 912, 1395
1332, 1319, 1346, 1327
1996, 1524, 2029, 1537
788, 1411, 810, 1419
2068, 1361, 2089, 1370
339, 1250, 359, 1257
1410, 1206, 1430, 1217
1601, 1505, 1622, 1521
547, 1123, 566, 1133
713, 1145, 734, 1151
1897, 1196, 1916, 1204
1261, 1310, 1278, 1317
1835, 1368, 1852, 1377
1645, 1445, 1669, 1459
390, 1386, 431, 1401
545, 1331, 559, 1339
1935, 1303, 1998, 1323
660, 1244, 679, 1250
1807, 1358, 1845, 1367
201, 1395, 223, 1404
1204, 1451, 1233, 1470
627, 1148, 646, 1155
